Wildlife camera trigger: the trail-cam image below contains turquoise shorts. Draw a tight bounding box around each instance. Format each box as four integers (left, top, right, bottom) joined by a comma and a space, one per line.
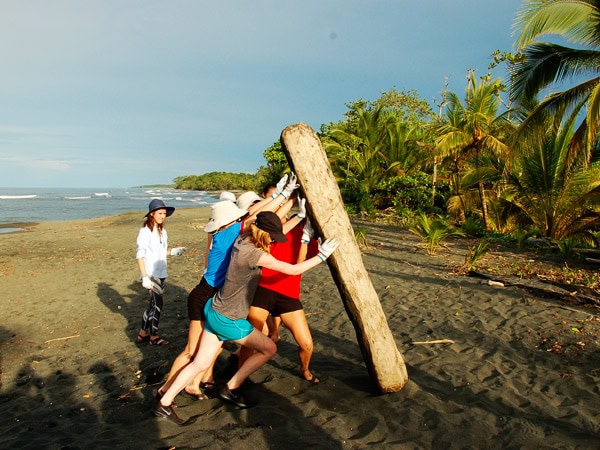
203, 299, 254, 341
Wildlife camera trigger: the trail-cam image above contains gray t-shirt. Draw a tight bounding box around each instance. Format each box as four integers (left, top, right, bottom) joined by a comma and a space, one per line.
211, 234, 264, 320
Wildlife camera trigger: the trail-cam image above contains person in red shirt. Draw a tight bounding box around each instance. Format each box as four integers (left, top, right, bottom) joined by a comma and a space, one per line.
241, 196, 321, 383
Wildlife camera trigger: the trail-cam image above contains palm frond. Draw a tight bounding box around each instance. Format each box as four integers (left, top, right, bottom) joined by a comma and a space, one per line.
461, 166, 503, 188
506, 102, 600, 239
512, 0, 600, 176
587, 79, 600, 145
514, 0, 600, 49
511, 43, 600, 100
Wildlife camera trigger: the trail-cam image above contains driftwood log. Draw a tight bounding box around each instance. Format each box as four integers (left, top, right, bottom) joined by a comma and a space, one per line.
280, 123, 408, 392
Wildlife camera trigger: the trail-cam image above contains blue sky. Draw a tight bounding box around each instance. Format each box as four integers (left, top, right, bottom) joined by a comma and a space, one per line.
0, 0, 524, 188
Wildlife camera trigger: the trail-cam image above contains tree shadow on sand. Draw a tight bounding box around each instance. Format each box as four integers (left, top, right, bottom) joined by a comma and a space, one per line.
96, 281, 189, 404
264, 319, 600, 448
94, 282, 348, 448
267, 329, 377, 396
145, 374, 346, 449
0, 289, 171, 449
91, 280, 190, 448
0, 343, 104, 448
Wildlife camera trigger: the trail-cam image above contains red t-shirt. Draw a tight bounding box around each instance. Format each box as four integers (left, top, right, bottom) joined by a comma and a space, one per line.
258, 224, 318, 299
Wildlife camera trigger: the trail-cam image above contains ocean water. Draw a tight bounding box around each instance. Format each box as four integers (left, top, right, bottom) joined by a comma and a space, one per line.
0, 187, 219, 226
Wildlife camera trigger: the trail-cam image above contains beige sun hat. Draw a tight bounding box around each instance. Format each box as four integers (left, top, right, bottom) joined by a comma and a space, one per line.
219, 191, 236, 202
236, 191, 263, 211
204, 201, 248, 233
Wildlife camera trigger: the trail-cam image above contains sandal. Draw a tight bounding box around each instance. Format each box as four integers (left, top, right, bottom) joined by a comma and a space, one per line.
181, 388, 209, 401
303, 375, 320, 384
200, 381, 216, 390
299, 370, 321, 384
136, 333, 150, 344
149, 336, 170, 346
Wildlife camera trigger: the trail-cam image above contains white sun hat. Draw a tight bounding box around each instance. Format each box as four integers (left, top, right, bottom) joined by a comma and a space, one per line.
204, 201, 249, 233
236, 191, 263, 211
219, 191, 236, 202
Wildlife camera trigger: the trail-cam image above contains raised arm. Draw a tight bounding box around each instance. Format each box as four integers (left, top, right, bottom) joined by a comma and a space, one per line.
244, 173, 300, 226
257, 237, 339, 276
281, 196, 306, 235
297, 217, 314, 263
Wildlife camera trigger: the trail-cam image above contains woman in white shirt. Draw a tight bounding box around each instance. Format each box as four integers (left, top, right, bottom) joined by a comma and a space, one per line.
136, 199, 183, 346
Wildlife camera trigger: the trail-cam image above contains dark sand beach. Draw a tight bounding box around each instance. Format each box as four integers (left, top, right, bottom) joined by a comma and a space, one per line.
1, 207, 599, 449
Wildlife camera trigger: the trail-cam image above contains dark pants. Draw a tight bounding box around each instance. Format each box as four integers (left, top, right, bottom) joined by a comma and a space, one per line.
140, 278, 165, 335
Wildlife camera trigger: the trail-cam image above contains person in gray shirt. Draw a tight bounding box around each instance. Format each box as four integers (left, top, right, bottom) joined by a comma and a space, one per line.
153, 209, 339, 425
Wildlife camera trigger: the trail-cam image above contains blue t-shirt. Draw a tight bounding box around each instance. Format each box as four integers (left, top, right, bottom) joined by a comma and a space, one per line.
204, 221, 242, 289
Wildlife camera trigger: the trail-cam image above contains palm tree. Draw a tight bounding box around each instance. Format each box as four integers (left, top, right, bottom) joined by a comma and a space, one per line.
503, 99, 600, 240
459, 152, 510, 232
386, 120, 430, 176
324, 106, 400, 193
512, 0, 600, 158
434, 71, 512, 229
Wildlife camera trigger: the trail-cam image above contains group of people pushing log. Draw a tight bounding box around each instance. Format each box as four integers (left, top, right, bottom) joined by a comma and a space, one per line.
134, 172, 340, 425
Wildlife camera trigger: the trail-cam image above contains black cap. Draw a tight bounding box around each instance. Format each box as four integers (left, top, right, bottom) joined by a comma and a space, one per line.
255, 211, 287, 242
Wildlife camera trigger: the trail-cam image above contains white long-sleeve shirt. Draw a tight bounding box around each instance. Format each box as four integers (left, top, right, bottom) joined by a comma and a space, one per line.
136, 226, 168, 278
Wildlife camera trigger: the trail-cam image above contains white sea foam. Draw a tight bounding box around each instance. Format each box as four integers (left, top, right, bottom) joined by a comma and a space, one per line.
0, 187, 218, 224
0, 227, 23, 233
0, 194, 37, 199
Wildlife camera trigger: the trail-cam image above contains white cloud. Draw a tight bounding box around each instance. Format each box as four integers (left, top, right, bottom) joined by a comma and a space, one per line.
29, 160, 72, 171
0, 155, 70, 170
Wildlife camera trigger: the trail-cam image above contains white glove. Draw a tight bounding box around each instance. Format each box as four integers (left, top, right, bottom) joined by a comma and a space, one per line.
281, 172, 299, 198
301, 218, 314, 243
273, 174, 288, 198
317, 237, 339, 262
170, 247, 185, 256
142, 275, 153, 290
297, 197, 307, 219
142, 275, 163, 294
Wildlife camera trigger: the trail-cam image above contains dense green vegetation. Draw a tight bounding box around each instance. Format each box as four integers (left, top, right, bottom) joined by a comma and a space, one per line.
174, 0, 600, 250
173, 172, 257, 191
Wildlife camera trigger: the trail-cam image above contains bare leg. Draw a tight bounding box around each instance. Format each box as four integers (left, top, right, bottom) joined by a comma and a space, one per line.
270, 316, 282, 343
159, 330, 223, 407
191, 345, 222, 390
261, 320, 270, 336
280, 310, 317, 382
227, 329, 277, 390
159, 320, 203, 393
239, 306, 270, 368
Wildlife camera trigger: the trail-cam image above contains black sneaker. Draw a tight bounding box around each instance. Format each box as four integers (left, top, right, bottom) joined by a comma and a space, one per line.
153, 402, 185, 425
218, 386, 257, 409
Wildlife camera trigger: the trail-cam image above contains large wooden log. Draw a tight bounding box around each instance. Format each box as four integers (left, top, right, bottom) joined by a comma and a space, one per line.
281, 123, 408, 392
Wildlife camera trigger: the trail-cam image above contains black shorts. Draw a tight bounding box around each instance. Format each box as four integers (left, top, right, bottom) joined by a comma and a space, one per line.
252, 285, 303, 317
187, 277, 218, 321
